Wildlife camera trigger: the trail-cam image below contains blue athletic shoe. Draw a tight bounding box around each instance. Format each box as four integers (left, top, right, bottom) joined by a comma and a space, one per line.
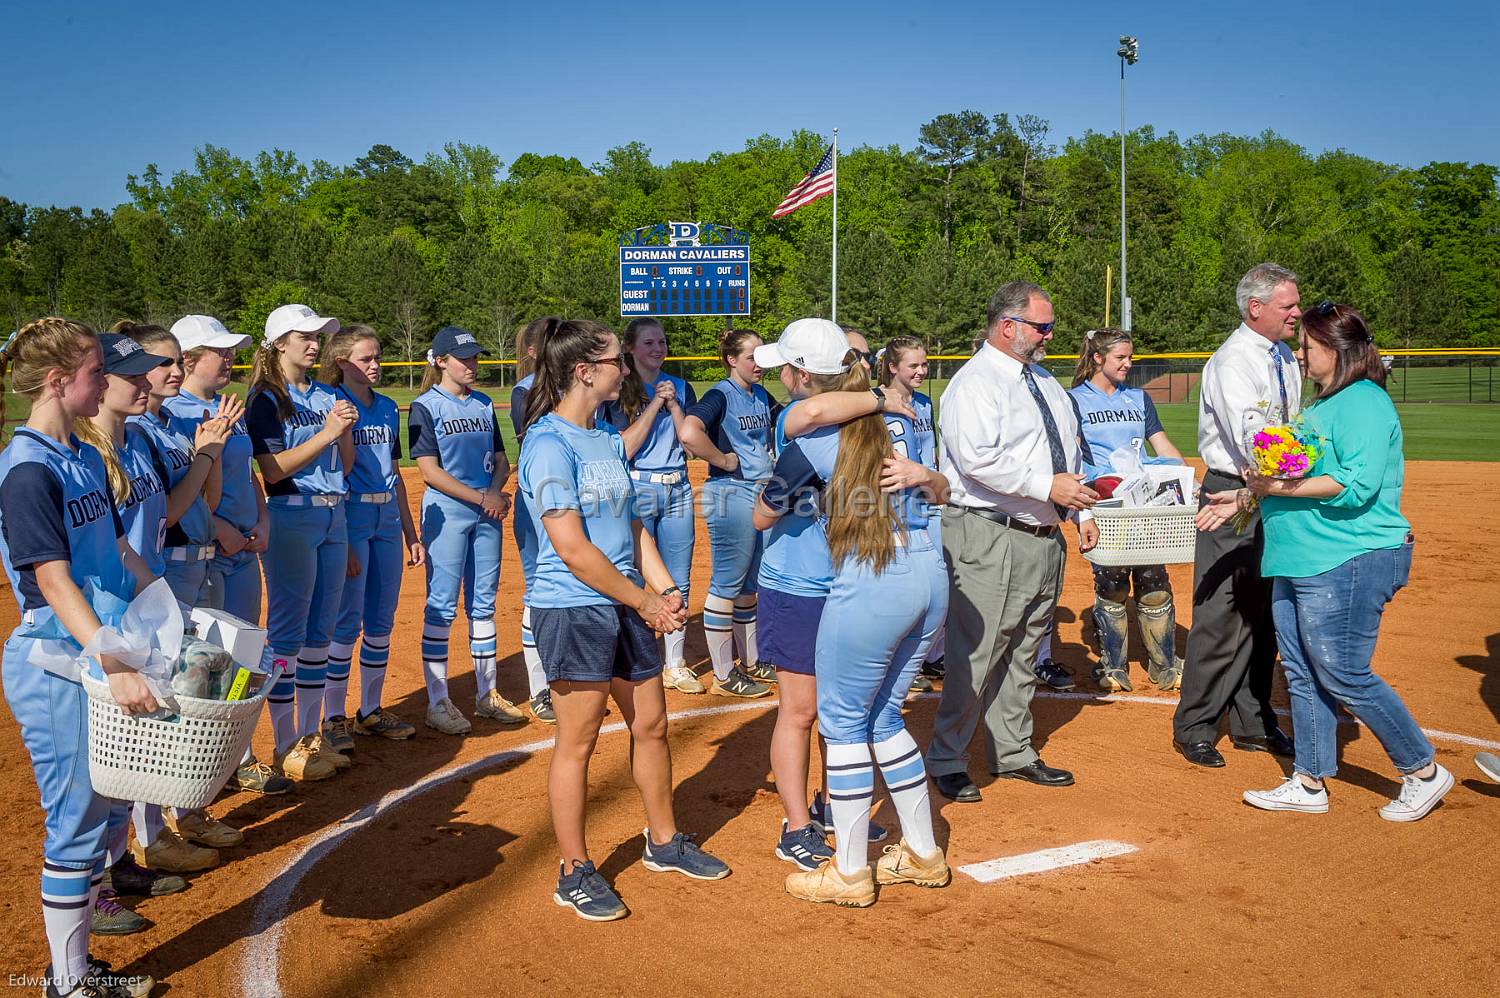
641, 829, 731, 880
553, 860, 628, 922
775, 820, 835, 871
808, 791, 888, 844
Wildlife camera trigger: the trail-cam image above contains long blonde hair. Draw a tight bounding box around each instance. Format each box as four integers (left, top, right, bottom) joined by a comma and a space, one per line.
321, 324, 380, 388
878, 335, 927, 388
1073, 327, 1131, 387
249, 339, 295, 420
822, 355, 902, 573
1, 317, 99, 441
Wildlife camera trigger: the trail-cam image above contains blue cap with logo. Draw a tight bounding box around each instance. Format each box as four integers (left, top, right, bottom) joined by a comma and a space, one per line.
98, 333, 171, 376
431, 325, 488, 359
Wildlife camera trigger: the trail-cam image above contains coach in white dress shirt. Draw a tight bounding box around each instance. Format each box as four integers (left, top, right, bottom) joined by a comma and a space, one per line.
1171, 263, 1302, 768
927, 281, 1100, 803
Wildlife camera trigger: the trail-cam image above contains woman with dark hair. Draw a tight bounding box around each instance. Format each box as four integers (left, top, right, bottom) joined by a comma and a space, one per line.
1202, 301, 1450, 821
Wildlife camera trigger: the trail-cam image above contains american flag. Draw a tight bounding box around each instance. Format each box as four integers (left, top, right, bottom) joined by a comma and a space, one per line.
772, 144, 835, 218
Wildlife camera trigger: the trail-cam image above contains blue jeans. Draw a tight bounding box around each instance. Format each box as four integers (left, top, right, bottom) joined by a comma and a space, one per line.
1272, 539, 1430, 779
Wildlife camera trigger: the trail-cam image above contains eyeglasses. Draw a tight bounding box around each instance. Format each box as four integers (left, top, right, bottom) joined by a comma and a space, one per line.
856, 350, 877, 367
589, 355, 626, 370
1006, 316, 1056, 335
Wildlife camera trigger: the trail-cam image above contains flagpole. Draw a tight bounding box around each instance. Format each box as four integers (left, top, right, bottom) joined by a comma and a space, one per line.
831, 127, 838, 323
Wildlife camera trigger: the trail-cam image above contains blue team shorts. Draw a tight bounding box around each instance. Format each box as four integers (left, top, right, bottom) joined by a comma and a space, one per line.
532, 603, 663, 684
755, 587, 826, 676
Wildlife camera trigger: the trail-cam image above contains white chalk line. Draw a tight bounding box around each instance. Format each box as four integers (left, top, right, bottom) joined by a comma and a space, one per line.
958, 840, 1140, 884
238, 689, 1499, 996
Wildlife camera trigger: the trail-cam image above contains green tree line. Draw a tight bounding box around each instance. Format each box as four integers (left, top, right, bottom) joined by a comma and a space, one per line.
2, 113, 1496, 377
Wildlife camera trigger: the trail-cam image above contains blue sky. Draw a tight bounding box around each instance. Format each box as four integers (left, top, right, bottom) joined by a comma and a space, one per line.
3, 0, 1497, 209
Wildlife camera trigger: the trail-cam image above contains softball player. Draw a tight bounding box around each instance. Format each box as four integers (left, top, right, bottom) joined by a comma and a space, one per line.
320, 325, 423, 747
680, 329, 778, 698
517, 319, 728, 922
1069, 327, 1186, 692
0, 318, 163, 997
756, 327, 952, 908
511, 316, 558, 723
247, 304, 355, 783
598, 318, 700, 693
410, 325, 521, 735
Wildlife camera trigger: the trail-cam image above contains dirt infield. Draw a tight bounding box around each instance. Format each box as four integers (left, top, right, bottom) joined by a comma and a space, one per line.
2, 462, 1497, 997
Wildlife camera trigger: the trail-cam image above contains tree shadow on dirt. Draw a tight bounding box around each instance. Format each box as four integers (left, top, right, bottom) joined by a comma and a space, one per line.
1456, 631, 1499, 726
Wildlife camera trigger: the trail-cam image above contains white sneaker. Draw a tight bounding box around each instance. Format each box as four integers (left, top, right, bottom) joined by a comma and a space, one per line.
1476, 752, 1500, 785
1243, 777, 1329, 814
425, 698, 472, 735
1379, 764, 1454, 822
663, 664, 706, 694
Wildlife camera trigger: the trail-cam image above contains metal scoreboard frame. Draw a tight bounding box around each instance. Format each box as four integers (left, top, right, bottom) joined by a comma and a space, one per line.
619, 222, 751, 318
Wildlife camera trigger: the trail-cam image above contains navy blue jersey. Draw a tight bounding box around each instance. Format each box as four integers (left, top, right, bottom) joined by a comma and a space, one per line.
409, 386, 506, 490
758, 403, 833, 597
510, 374, 533, 440
129, 410, 215, 547
600, 374, 698, 473
0, 429, 129, 612
686, 378, 779, 483
247, 381, 347, 497
116, 424, 169, 577
339, 386, 401, 494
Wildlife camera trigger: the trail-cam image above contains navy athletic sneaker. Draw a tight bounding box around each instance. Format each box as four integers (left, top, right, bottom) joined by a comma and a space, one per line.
641, 829, 731, 880
808, 790, 888, 843
775, 820, 835, 871
553, 860, 628, 922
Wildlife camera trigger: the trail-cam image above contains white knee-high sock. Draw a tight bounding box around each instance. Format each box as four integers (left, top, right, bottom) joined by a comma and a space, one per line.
824, 742, 875, 876
324, 640, 354, 718
422, 621, 451, 704
663, 627, 687, 670
294, 645, 329, 737
703, 593, 736, 681
41, 860, 93, 990
732, 593, 759, 668
873, 730, 937, 856
1035, 623, 1054, 664
267, 654, 297, 754
470, 618, 498, 698
132, 803, 165, 849
520, 606, 546, 698
357, 632, 391, 717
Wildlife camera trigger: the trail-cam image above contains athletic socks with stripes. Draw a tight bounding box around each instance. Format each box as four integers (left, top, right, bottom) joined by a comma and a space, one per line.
294, 645, 329, 738
41, 855, 97, 989
471, 618, 498, 698
324, 640, 353, 718
520, 606, 547, 698
422, 621, 451, 704
872, 729, 937, 856
357, 632, 391, 717
732, 593, 759, 669
824, 742, 876, 877
268, 653, 297, 755
703, 594, 735, 681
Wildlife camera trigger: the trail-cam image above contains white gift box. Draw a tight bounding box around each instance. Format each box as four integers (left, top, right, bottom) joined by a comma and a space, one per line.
1113, 465, 1197, 508
188, 607, 267, 672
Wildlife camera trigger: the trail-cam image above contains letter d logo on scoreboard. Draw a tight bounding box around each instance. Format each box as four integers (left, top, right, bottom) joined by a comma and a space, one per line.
669, 222, 700, 246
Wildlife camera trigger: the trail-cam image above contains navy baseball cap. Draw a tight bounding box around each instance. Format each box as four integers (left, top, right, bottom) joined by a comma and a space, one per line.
431, 325, 488, 359
99, 333, 171, 376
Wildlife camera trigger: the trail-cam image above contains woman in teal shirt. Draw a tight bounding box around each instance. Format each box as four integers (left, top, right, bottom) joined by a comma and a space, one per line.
1202, 301, 1451, 822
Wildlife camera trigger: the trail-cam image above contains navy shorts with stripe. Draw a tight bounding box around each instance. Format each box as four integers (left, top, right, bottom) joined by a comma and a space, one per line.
532, 603, 663, 684
756, 587, 826, 676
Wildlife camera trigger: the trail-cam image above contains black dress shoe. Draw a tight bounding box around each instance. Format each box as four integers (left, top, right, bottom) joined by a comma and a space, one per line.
1231, 729, 1295, 757
935, 772, 982, 803
1173, 739, 1226, 768
993, 760, 1074, 786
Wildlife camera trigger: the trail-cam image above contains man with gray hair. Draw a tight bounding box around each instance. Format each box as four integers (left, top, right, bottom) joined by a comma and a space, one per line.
1172, 263, 1302, 767
927, 280, 1099, 802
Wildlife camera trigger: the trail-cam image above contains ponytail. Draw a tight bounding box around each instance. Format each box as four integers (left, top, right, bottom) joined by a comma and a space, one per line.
878, 335, 927, 388
822, 356, 902, 573
1, 317, 99, 440
249, 341, 294, 421
718, 328, 759, 368
516, 316, 559, 381
74, 417, 131, 506
1072, 327, 1131, 388
521, 319, 613, 431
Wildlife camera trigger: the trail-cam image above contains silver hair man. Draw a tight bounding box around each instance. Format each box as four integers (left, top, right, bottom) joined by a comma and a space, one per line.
1235, 263, 1300, 320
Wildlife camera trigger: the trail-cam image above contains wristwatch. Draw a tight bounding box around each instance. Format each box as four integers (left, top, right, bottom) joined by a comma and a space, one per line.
870, 387, 886, 412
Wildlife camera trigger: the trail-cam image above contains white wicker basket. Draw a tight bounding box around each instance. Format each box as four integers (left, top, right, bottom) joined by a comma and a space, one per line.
1083, 504, 1199, 567
80, 672, 268, 809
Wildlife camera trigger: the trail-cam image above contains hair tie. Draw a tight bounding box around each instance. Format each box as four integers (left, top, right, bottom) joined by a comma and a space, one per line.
426, 349, 437, 366
1, 329, 18, 354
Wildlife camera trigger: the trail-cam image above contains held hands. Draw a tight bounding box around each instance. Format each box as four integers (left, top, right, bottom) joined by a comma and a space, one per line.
478, 488, 510, 520
102, 656, 159, 716
323, 400, 358, 439
638, 589, 688, 635
1049, 473, 1099, 511
245, 513, 271, 554
654, 380, 677, 408
214, 517, 248, 556
408, 541, 426, 568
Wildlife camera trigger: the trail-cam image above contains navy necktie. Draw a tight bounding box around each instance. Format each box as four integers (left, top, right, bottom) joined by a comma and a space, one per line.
1021, 366, 1069, 521
1269, 344, 1290, 420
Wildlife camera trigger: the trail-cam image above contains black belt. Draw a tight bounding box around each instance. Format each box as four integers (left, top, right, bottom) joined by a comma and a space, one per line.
1205, 469, 1245, 485
952, 505, 1058, 537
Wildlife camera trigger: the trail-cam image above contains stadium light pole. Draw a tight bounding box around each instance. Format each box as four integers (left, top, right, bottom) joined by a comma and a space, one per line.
1118, 35, 1138, 331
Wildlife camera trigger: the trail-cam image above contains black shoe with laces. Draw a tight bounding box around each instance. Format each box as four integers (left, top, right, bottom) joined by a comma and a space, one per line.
1036, 658, 1076, 691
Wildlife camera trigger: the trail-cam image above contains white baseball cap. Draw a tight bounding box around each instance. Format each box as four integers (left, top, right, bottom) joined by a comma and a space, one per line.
753, 318, 851, 375
170, 314, 251, 351
264, 304, 339, 345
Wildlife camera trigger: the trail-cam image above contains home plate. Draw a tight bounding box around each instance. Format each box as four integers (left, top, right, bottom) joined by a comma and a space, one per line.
958, 840, 1139, 883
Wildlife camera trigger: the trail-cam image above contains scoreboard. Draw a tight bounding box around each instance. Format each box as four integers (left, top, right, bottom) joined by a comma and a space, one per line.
619, 244, 751, 317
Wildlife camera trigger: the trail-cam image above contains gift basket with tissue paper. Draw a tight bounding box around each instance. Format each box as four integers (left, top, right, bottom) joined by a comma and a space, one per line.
1083, 440, 1200, 568
78, 579, 273, 809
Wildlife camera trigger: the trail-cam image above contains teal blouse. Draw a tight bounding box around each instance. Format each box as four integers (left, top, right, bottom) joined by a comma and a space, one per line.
1260, 379, 1411, 578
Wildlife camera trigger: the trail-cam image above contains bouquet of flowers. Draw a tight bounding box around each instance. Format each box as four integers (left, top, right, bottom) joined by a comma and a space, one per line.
1231, 419, 1322, 534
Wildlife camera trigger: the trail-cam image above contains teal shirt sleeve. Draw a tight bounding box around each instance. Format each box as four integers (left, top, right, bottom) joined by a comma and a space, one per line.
1315, 384, 1396, 511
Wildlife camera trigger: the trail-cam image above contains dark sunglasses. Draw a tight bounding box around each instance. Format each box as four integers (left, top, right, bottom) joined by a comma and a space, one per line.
1007, 316, 1056, 335
856, 350, 877, 367
588, 355, 626, 370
